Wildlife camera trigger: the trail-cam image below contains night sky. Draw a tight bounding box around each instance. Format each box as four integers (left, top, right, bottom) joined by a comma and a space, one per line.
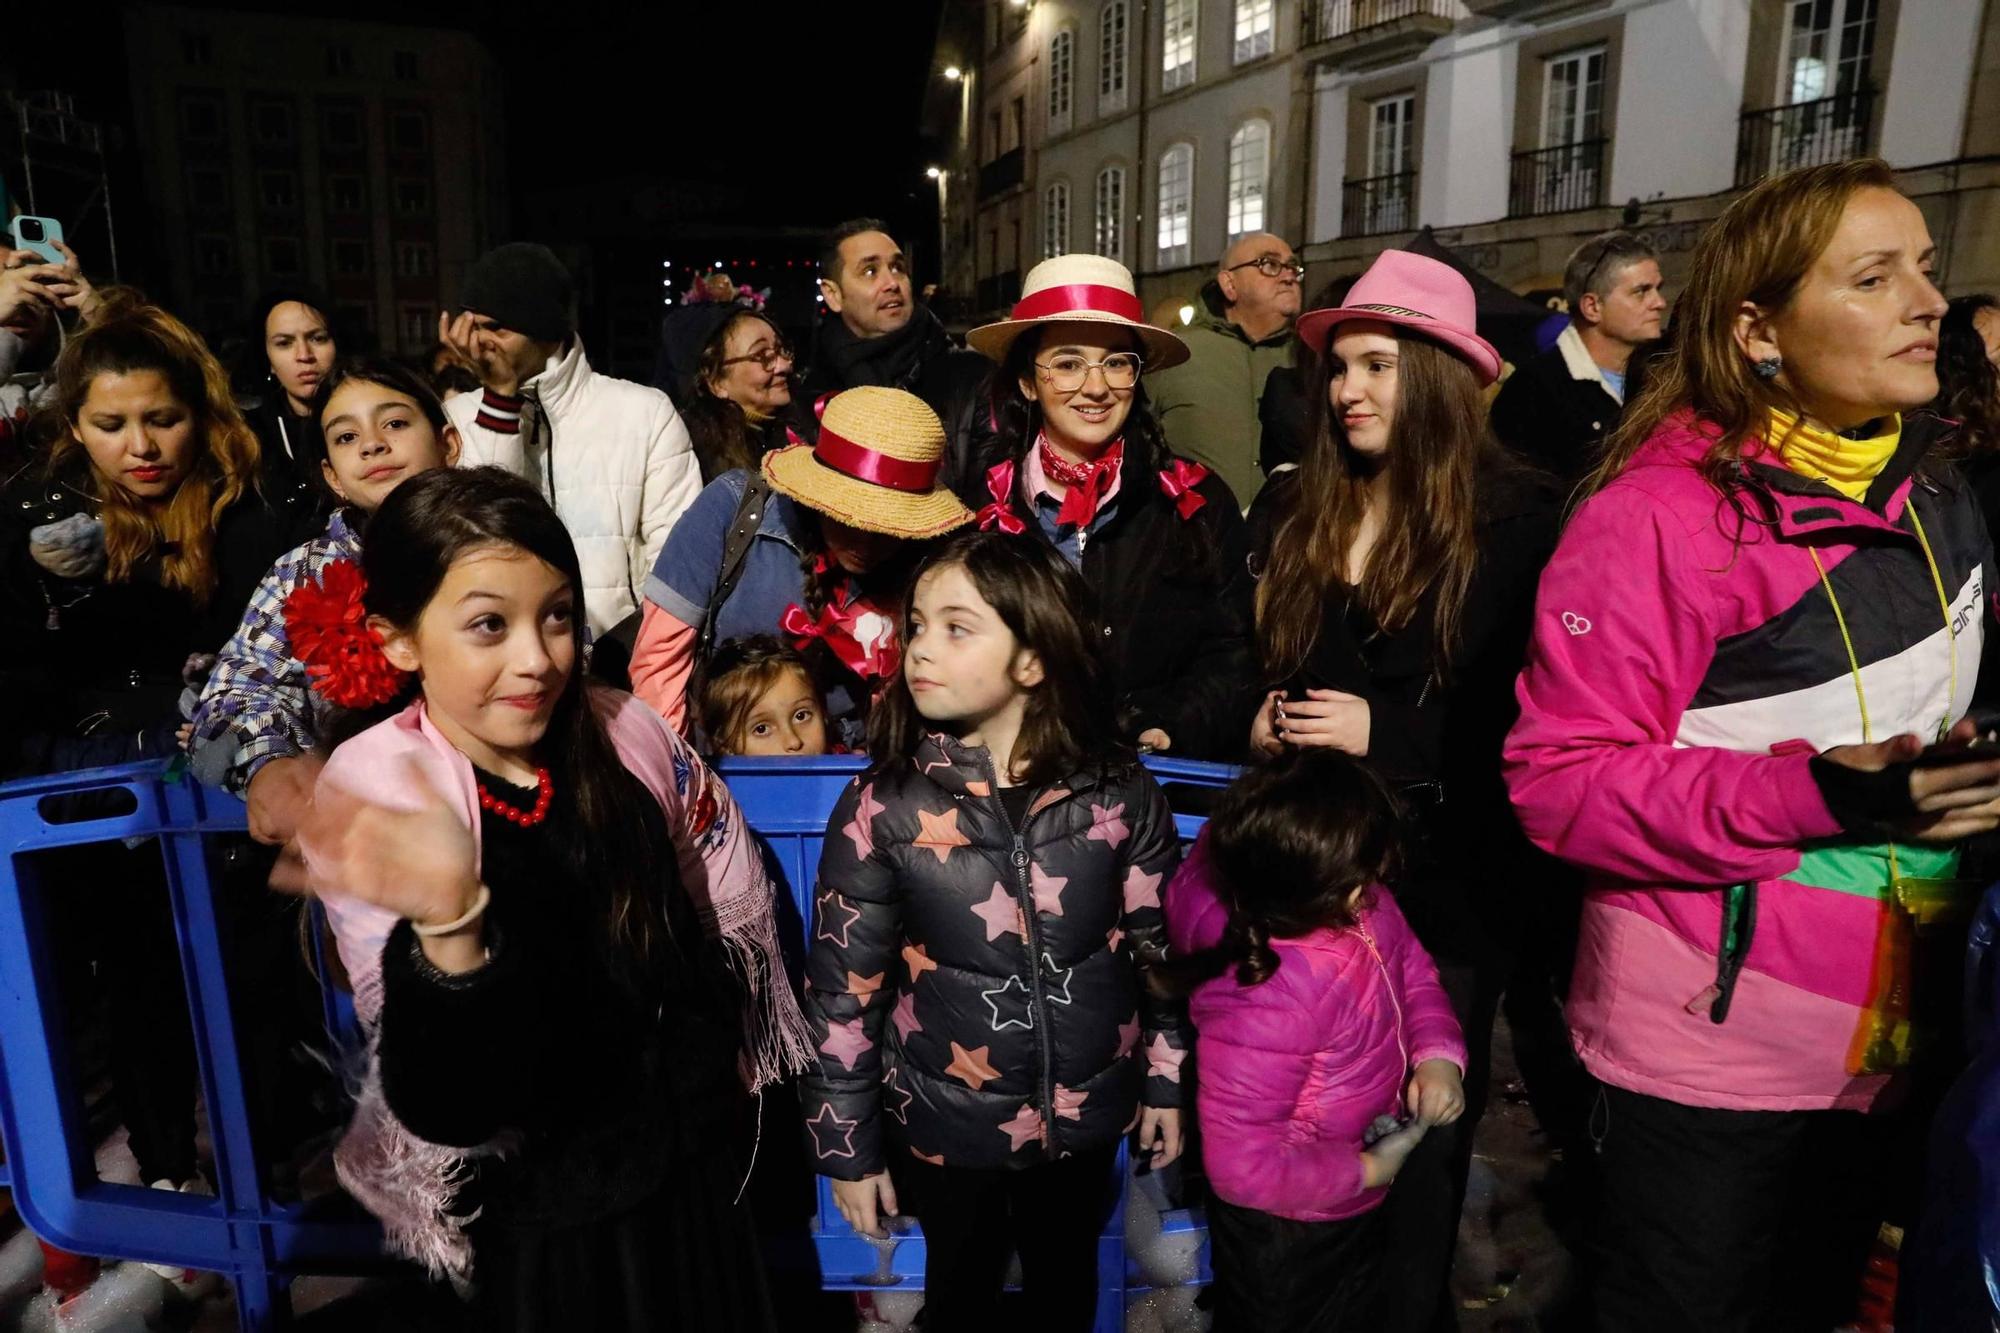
48, 1, 951, 252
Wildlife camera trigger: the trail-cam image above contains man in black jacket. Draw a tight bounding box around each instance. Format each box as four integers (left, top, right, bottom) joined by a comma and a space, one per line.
1490, 231, 1665, 487
799, 219, 988, 429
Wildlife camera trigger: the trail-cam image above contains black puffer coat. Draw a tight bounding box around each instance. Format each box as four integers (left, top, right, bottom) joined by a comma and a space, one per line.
799, 734, 1188, 1178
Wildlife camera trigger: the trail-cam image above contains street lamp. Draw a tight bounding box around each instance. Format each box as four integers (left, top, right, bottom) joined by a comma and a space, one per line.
943, 65, 962, 81
925, 166, 942, 180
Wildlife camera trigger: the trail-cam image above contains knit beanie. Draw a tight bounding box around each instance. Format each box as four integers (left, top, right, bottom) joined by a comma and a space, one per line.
456, 243, 574, 342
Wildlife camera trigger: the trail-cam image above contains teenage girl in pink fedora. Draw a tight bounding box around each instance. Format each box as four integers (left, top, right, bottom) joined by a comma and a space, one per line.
1246, 248, 1563, 1329
951, 254, 1259, 762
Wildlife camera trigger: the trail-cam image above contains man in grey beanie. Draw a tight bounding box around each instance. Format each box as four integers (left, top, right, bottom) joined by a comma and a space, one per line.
440, 242, 699, 640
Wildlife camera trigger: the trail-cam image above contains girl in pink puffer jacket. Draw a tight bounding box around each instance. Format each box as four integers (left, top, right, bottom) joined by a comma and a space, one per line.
1165, 750, 1467, 1330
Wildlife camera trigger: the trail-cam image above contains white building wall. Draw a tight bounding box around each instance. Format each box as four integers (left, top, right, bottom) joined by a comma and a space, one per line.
1878, 0, 1984, 168
1422, 35, 1514, 228
1610, 0, 1749, 204
1309, 78, 1348, 243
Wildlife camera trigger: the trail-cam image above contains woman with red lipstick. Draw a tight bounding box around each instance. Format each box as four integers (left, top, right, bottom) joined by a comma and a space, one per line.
1248, 248, 1558, 1331
1505, 159, 1996, 1329
951, 254, 1257, 762
0, 293, 292, 1251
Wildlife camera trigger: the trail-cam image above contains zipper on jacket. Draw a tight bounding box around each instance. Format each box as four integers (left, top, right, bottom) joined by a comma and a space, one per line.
983, 753, 1059, 1151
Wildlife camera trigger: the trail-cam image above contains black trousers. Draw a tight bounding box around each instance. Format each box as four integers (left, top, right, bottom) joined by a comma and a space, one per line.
1590, 1084, 1893, 1332
1372, 953, 1503, 1333
897, 1145, 1119, 1333
1207, 1194, 1384, 1332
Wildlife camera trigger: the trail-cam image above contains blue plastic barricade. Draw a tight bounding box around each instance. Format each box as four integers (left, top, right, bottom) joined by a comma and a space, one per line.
0, 752, 1236, 1331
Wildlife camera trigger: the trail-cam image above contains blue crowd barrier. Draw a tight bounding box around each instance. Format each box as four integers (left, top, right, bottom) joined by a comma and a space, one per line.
0, 752, 1236, 1330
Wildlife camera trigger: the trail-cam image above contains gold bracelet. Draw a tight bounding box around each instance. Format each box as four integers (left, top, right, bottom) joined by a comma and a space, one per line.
412, 883, 491, 938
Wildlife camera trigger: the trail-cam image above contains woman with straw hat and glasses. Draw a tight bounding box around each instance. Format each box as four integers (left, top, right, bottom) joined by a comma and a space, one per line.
630, 385, 972, 748
952, 254, 1257, 762
1251, 249, 1560, 1330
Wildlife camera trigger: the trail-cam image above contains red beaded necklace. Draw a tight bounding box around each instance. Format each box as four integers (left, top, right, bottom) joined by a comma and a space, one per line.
476, 766, 554, 827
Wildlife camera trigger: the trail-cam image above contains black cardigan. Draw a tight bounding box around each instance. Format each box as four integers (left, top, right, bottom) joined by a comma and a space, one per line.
1250, 463, 1561, 959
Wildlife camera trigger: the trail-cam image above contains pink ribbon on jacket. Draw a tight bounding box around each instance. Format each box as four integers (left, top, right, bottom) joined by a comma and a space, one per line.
781, 600, 900, 681
1158, 458, 1210, 521
978, 459, 1027, 534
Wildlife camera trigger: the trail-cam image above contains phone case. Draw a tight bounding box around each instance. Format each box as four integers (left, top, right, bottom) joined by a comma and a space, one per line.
7, 216, 64, 265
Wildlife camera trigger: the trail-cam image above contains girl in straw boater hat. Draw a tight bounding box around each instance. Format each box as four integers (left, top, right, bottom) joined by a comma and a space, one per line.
631, 385, 972, 749
952, 253, 1260, 762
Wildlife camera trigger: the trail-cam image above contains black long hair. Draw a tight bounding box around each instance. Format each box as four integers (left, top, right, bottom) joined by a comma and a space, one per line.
359, 466, 679, 971
235, 286, 344, 398
1934, 294, 2000, 460
1158, 749, 1401, 992
869, 529, 1131, 786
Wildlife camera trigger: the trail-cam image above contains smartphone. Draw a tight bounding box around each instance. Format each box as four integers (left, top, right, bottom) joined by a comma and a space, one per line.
1910, 731, 2000, 768
8, 215, 64, 265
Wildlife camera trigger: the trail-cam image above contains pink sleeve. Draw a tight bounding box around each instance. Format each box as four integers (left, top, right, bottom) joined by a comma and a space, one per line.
1164, 830, 1230, 957
628, 600, 698, 731
1502, 485, 1840, 885
1371, 892, 1466, 1072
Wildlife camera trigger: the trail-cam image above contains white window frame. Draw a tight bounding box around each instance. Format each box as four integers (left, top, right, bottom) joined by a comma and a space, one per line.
1162, 0, 1198, 93
1234, 0, 1273, 64
1226, 119, 1270, 239
1094, 165, 1125, 262
1157, 143, 1193, 267
1360, 93, 1416, 233
1781, 0, 1877, 105
1100, 2, 1129, 114
1540, 44, 1606, 149
1049, 27, 1075, 135
1045, 181, 1072, 258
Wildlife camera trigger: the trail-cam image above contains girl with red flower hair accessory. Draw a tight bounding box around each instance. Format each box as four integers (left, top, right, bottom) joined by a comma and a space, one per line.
295, 465, 809, 1329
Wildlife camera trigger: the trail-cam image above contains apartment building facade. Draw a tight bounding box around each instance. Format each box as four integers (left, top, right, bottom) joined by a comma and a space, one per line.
959, 0, 2000, 322
124, 5, 508, 354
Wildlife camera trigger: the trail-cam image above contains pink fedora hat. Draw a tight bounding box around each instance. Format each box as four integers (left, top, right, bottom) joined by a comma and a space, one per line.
1296, 250, 1502, 386
967, 254, 1189, 371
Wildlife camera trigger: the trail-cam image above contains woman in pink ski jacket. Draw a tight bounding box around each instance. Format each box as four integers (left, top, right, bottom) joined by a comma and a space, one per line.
1504, 159, 2000, 1331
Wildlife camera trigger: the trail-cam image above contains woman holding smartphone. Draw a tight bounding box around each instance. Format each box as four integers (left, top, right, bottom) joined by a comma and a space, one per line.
1247, 249, 1558, 1331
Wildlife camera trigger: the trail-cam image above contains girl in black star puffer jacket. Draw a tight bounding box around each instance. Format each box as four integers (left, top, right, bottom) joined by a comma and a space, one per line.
799, 530, 1189, 1329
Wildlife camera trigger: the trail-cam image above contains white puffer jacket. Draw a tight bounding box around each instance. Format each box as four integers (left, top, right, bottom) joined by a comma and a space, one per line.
446, 337, 699, 635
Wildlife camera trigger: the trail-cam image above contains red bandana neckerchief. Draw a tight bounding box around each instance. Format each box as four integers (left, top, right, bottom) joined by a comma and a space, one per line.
1039, 434, 1124, 530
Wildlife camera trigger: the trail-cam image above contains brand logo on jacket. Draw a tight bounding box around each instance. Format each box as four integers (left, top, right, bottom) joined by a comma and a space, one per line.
1561, 611, 1592, 636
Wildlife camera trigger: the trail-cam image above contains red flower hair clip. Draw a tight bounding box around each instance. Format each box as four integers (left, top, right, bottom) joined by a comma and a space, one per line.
283, 559, 411, 708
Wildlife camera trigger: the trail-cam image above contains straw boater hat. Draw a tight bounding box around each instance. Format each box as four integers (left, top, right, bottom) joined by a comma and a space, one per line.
761, 386, 974, 540
1295, 249, 1502, 386
967, 254, 1190, 371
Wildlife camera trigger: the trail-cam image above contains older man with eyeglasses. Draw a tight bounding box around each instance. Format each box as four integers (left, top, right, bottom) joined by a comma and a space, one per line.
1144, 231, 1304, 507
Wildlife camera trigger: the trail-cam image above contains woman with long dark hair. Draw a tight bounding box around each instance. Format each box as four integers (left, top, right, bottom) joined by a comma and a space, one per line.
658, 304, 800, 482
951, 254, 1257, 762
1932, 293, 2000, 540
297, 466, 810, 1330
1250, 249, 1559, 1331
237, 287, 342, 534
1507, 158, 1997, 1329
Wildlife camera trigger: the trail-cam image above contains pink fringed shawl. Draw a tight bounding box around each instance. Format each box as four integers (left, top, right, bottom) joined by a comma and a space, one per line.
302, 688, 813, 1282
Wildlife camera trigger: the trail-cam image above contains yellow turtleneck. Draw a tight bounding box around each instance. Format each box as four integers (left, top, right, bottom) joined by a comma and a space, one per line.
1766, 408, 1901, 502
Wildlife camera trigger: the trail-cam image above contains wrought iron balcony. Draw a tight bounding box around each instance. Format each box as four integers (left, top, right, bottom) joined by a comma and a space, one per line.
1301, 0, 1456, 70
1342, 171, 1418, 238
978, 147, 1025, 202
1508, 138, 1608, 218
1735, 87, 1876, 187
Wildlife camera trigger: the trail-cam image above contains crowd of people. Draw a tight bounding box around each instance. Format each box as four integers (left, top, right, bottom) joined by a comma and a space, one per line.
1, 154, 1997, 1333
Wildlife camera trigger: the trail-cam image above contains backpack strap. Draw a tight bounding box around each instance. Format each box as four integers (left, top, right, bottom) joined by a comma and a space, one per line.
684, 471, 777, 726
